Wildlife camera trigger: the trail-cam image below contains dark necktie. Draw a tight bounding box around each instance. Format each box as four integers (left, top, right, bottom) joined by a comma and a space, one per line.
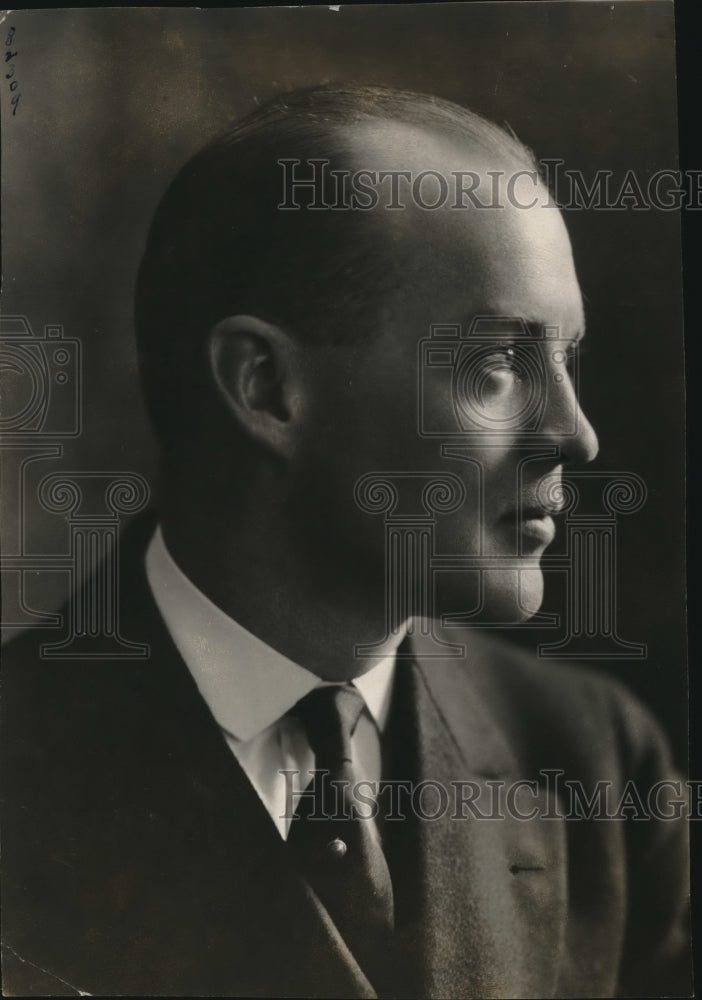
287, 684, 395, 987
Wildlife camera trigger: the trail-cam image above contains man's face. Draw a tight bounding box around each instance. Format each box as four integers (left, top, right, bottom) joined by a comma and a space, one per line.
294, 125, 598, 624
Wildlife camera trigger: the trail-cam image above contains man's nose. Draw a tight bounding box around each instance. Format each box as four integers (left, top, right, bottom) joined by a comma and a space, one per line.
542, 375, 599, 465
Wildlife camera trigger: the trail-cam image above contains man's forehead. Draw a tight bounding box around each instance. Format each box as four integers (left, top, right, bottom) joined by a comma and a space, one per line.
331, 116, 585, 340
340, 116, 569, 247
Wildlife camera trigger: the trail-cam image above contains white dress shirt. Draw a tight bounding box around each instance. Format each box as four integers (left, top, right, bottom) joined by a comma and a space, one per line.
145, 526, 403, 838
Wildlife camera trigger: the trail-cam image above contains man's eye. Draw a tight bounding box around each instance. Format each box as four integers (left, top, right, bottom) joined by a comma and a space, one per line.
492, 346, 518, 367
481, 347, 523, 385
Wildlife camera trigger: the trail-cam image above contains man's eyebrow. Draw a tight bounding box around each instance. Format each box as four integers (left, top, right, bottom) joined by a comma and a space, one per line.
459, 316, 586, 340
522, 318, 586, 342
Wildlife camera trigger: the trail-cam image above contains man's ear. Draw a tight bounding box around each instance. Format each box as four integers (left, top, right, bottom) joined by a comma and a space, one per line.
208, 315, 306, 459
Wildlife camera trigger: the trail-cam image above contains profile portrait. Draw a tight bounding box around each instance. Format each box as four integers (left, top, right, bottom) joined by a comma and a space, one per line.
0, 5, 692, 999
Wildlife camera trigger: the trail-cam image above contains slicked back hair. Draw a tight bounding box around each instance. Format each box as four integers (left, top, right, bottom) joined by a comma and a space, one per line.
134, 84, 536, 454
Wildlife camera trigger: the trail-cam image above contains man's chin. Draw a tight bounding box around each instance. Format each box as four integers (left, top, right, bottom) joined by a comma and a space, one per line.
435, 565, 544, 624
488, 566, 544, 622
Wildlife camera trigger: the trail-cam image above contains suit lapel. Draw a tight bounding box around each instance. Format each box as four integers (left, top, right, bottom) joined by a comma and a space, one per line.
400, 627, 567, 1000
142, 650, 376, 998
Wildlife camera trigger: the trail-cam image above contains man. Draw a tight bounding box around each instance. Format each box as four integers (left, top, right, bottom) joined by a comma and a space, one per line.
2, 86, 691, 997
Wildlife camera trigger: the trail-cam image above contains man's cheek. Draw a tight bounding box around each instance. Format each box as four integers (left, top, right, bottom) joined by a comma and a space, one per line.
433, 505, 481, 557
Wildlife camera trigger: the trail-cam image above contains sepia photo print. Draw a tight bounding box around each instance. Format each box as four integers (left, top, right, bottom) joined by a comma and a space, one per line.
0, 3, 693, 997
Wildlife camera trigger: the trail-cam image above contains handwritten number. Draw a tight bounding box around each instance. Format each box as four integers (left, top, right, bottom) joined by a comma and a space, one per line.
4, 27, 19, 112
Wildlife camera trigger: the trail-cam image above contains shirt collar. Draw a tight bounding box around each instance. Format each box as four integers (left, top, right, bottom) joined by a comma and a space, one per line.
145, 526, 401, 742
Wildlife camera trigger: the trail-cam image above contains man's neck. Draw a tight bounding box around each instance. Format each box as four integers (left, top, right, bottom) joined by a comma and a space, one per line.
159, 511, 404, 682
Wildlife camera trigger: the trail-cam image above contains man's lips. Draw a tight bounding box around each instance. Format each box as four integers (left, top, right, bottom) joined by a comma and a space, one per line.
518, 513, 556, 547
498, 504, 557, 548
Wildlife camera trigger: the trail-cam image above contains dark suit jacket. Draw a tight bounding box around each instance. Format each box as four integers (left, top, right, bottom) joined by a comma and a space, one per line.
1, 517, 692, 998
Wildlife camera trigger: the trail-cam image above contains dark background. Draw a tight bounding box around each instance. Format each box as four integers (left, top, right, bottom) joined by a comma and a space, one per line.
1, 3, 687, 765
